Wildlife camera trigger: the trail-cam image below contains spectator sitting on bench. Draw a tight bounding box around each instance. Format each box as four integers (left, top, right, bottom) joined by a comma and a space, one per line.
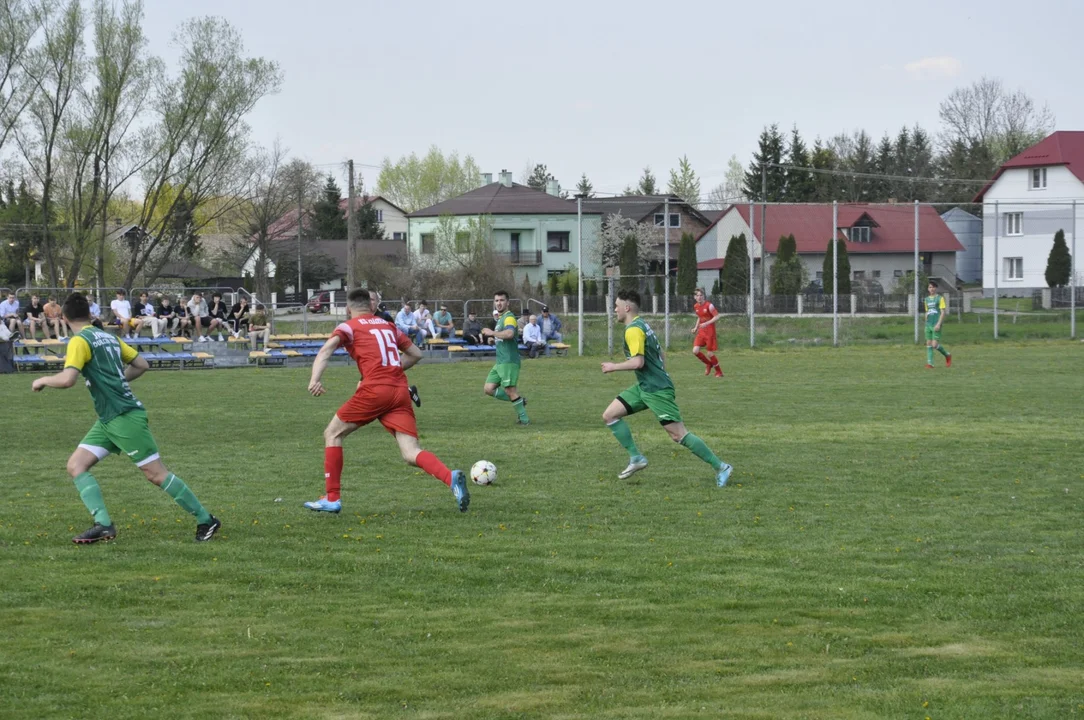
248, 304, 270, 349
157, 295, 180, 337
135, 292, 164, 338
110, 289, 141, 340
43, 295, 67, 339
540, 305, 563, 343
1, 292, 20, 338
462, 311, 483, 345
87, 296, 104, 329
228, 297, 250, 338
517, 307, 530, 337
433, 303, 455, 339
24, 294, 49, 340
395, 301, 422, 345
414, 300, 436, 342
207, 292, 229, 341
522, 314, 546, 358
173, 296, 191, 337
187, 292, 210, 342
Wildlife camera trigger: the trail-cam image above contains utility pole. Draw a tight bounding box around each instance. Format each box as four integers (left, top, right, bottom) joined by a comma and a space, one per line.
664, 197, 670, 349
761, 164, 767, 300
297, 185, 304, 303
347, 159, 357, 291
576, 195, 584, 357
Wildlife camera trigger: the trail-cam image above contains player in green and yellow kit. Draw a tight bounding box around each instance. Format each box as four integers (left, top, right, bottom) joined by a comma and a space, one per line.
923, 280, 952, 369
31, 293, 221, 544
481, 290, 529, 425
601, 289, 733, 486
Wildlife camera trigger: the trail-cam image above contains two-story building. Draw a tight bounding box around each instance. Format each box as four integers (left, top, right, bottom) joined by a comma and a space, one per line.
407, 171, 602, 285
974, 131, 1084, 296
581, 195, 716, 274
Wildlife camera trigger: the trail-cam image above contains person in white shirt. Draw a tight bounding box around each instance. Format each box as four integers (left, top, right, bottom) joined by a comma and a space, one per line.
187, 292, 210, 342
395, 301, 421, 345
88, 297, 104, 329
1, 292, 21, 336
522, 314, 546, 358
109, 290, 142, 339
413, 300, 436, 343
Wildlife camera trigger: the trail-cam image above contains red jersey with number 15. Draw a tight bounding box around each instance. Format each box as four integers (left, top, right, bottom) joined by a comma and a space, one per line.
332, 315, 413, 387
694, 301, 718, 327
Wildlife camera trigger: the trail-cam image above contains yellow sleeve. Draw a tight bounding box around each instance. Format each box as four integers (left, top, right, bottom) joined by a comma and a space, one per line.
64, 336, 91, 371
624, 326, 646, 356
938, 297, 946, 311
119, 340, 138, 364
502, 316, 517, 329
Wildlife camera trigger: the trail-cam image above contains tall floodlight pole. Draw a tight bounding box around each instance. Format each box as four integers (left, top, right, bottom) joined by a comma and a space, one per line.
832, 201, 839, 347
914, 200, 920, 344
748, 202, 755, 348
664, 197, 671, 349
577, 195, 584, 356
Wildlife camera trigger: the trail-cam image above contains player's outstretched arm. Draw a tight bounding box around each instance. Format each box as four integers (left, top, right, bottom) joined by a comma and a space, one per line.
308, 335, 341, 396
601, 355, 645, 374
31, 367, 80, 392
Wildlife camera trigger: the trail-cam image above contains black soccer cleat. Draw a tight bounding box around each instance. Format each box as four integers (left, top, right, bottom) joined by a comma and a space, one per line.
73, 523, 117, 545
195, 515, 221, 542
408, 385, 421, 408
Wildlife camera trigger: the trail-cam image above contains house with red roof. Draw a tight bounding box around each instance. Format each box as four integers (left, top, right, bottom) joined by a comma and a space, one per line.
695, 203, 964, 293
974, 131, 1084, 295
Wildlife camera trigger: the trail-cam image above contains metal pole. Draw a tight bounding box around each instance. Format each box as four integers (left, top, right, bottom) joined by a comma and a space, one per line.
832, 201, 838, 347
606, 275, 614, 356
664, 197, 670, 349
297, 190, 303, 305
347, 159, 356, 291
1072, 200, 1077, 340
993, 200, 999, 339
748, 202, 755, 348
577, 196, 584, 356
914, 200, 920, 344
761, 166, 767, 300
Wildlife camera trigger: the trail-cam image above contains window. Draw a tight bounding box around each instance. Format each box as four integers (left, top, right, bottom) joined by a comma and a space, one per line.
873, 270, 881, 278
1006, 212, 1023, 236
455, 231, 471, 253
1005, 257, 1023, 281
847, 226, 871, 243
547, 231, 570, 252
894, 269, 903, 277
376, 209, 384, 222
420, 233, 435, 254
392, 232, 405, 241
853, 270, 866, 279
653, 213, 680, 228
1030, 167, 1047, 190
815, 271, 823, 280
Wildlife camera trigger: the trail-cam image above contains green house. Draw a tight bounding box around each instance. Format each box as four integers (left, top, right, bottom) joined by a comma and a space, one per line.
407, 171, 602, 285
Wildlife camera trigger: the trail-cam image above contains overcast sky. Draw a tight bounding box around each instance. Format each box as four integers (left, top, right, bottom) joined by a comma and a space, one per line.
143, 0, 1083, 196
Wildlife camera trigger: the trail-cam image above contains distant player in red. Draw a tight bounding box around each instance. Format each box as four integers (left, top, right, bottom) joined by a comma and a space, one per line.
691, 287, 723, 377
303, 289, 469, 514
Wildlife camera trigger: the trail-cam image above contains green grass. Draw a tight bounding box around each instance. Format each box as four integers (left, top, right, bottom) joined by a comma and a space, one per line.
2, 345, 1083, 718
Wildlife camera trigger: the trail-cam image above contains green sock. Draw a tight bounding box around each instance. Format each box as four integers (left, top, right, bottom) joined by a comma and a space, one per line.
513, 397, 529, 422
680, 433, 723, 471
607, 419, 641, 458
926, 347, 934, 364
161, 473, 211, 524
937, 345, 950, 357
74, 472, 112, 527
494, 387, 510, 402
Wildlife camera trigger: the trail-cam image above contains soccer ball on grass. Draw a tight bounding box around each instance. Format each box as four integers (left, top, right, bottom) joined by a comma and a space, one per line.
470, 460, 496, 486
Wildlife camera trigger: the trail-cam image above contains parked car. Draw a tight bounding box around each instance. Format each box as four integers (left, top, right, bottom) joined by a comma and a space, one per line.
306, 291, 332, 313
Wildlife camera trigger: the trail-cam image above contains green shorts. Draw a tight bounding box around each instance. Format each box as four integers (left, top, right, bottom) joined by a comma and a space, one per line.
78, 409, 160, 467
486, 362, 520, 389
924, 325, 942, 341
617, 384, 683, 425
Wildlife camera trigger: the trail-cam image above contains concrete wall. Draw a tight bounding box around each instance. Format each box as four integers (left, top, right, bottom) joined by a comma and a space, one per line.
371, 199, 409, 240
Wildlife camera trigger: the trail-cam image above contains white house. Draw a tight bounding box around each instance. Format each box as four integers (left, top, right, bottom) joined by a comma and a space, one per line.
975, 131, 1084, 296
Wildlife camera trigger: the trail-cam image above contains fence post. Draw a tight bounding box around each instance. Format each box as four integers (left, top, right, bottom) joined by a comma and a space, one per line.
562, 295, 568, 314
850, 294, 856, 316
993, 200, 999, 340
652, 295, 658, 314
606, 276, 614, 356
1041, 288, 1052, 310
797, 294, 803, 316
1072, 199, 1077, 340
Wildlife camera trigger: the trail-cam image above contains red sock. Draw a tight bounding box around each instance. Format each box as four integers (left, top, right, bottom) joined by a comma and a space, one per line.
710, 355, 720, 368
324, 446, 343, 501
694, 351, 711, 367
415, 450, 452, 486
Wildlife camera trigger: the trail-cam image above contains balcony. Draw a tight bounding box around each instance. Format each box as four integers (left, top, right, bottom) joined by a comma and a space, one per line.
495, 250, 542, 266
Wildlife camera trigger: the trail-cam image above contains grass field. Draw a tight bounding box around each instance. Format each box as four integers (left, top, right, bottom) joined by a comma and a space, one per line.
2, 343, 1083, 718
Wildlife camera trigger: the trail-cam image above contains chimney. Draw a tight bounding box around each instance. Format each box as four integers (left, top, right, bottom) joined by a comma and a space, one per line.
499, 170, 512, 188
482, 172, 493, 185
545, 179, 560, 197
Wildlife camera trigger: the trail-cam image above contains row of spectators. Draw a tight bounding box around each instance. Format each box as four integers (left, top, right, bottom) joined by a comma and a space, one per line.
390, 300, 563, 357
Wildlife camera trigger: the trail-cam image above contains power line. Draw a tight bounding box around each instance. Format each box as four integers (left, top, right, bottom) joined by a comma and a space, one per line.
765, 162, 987, 187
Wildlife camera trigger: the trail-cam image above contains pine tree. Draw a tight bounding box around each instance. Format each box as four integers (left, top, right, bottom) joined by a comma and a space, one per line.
312, 175, 347, 239
910, 125, 934, 201
872, 134, 894, 202
527, 164, 555, 190
744, 124, 785, 201
822, 238, 851, 295
847, 131, 874, 202
1046, 229, 1072, 287
676, 232, 697, 295
668, 155, 701, 208
711, 278, 721, 295
637, 167, 658, 195
784, 127, 814, 202
770, 234, 804, 295
892, 126, 913, 201
619, 235, 639, 291
355, 200, 386, 239
537, 281, 545, 296
576, 173, 594, 198
547, 273, 560, 295
720, 234, 750, 296
521, 273, 533, 298
654, 274, 664, 296
810, 139, 841, 202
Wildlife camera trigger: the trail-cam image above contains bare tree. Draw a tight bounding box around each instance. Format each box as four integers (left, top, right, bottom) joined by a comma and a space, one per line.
0, 0, 42, 153
938, 77, 1054, 163
232, 140, 293, 300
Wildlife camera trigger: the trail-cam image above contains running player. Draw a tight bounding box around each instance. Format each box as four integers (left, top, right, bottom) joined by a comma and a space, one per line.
31, 292, 220, 544
602, 289, 733, 487
924, 280, 952, 369
691, 287, 723, 377
303, 289, 469, 513
480, 290, 529, 425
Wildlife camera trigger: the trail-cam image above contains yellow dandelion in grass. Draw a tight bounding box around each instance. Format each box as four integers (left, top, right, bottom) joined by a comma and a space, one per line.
923, 701, 929, 708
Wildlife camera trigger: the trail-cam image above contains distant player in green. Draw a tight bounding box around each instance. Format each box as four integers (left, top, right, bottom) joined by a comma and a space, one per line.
923, 280, 952, 369
31, 293, 221, 544
601, 289, 733, 486
481, 290, 529, 425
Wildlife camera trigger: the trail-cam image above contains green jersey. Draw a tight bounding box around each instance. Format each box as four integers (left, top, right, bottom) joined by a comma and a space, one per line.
924, 294, 945, 327
622, 317, 673, 393
64, 326, 143, 423
494, 310, 521, 366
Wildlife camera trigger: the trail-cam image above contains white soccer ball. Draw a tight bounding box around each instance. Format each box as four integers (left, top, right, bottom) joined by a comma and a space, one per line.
470, 460, 496, 486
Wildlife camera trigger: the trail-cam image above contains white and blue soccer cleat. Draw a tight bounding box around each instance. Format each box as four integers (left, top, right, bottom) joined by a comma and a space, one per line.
618, 455, 649, 479
451, 470, 470, 513
716, 463, 733, 488
303, 496, 342, 513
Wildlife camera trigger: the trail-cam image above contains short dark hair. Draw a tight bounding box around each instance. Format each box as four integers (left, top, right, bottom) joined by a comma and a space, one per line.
212, 292, 222, 299
494, 290, 509, 300
928, 279, 938, 288
62, 292, 90, 322
115, 289, 126, 296
347, 288, 373, 311
617, 289, 641, 307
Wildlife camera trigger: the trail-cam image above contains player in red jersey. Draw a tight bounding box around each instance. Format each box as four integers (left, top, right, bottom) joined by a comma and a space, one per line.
303, 289, 469, 514
691, 287, 723, 377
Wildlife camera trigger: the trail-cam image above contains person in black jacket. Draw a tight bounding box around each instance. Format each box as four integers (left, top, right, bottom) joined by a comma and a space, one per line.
227, 297, 250, 338
207, 292, 229, 341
